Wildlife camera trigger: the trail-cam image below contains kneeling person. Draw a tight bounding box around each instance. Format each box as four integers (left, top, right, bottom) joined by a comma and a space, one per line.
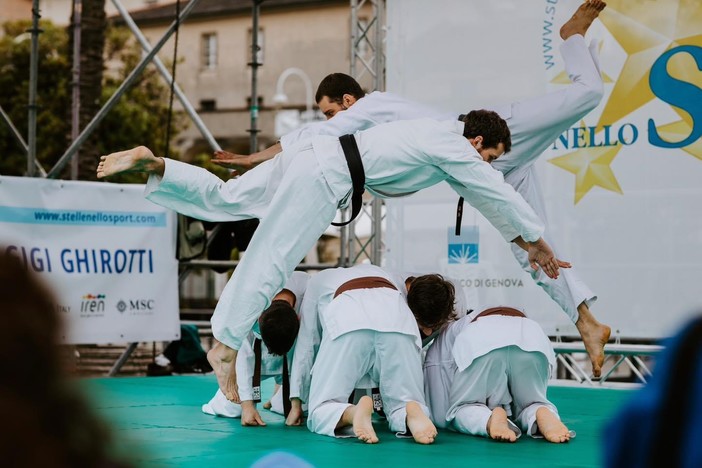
202, 271, 308, 425
288, 265, 456, 444
424, 306, 572, 443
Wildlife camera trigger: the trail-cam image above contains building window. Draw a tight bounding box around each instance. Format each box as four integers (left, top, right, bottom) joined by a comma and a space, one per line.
200, 99, 216, 112
247, 28, 264, 65
201, 33, 217, 70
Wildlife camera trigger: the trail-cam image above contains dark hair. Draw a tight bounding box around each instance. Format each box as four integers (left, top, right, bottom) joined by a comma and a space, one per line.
0, 251, 130, 468
259, 300, 300, 356
461, 109, 512, 154
315, 73, 365, 104
406, 274, 457, 330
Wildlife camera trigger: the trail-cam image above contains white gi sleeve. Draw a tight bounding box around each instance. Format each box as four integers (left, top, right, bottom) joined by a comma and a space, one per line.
442, 154, 545, 243
236, 337, 256, 402
279, 107, 378, 151
288, 277, 324, 403
284, 271, 310, 311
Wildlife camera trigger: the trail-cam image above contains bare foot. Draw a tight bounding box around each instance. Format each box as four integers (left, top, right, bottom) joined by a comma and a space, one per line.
487, 407, 517, 442
206, 342, 240, 403
406, 401, 437, 445
560, 0, 607, 40
96, 145, 164, 179
576, 303, 611, 378
536, 407, 571, 443
353, 396, 379, 444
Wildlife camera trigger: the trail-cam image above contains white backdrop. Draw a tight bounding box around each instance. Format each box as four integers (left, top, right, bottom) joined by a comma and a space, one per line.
385, 0, 702, 339
0, 176, 180, 344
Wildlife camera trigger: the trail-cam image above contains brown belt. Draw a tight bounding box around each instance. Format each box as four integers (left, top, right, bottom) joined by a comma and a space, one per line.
471, 306, 526, 322
334, 276, 398, 298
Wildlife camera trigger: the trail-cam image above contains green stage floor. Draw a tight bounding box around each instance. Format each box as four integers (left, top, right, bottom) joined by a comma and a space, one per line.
85, 375, 632, 467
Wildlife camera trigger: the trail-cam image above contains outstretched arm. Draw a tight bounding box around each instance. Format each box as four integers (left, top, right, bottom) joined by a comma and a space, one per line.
212, 143, 283, 174
512, 236, 571, 279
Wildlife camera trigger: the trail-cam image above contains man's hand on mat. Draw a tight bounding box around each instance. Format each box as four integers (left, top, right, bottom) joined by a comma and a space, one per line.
285, 399, 304, 426
241, 400, 267, 427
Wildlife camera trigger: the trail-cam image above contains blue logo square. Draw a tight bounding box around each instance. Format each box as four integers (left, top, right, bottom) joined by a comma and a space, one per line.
448, 226, 479, 264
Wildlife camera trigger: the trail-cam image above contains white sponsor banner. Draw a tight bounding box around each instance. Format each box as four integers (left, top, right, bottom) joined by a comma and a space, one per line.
0, 176, 180, 344
386, 0, 702, 339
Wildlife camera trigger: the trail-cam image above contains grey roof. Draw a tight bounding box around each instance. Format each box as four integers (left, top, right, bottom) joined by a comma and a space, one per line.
111, 0, 348, 25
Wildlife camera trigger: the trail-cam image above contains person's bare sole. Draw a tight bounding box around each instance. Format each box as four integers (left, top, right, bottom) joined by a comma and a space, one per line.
577, 320, 611, 378
96, 145, 158, 179
206, 343, 240, 403
560, 0, 607, 40
406, 401, 437, 445
353, 396, 379, 444
487, 407, 518, 442
536, 407, 571, 443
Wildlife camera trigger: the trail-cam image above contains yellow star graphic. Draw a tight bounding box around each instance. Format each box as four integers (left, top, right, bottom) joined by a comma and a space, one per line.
549, 0, 702, 203
597, 0, 702, 130
549, 144, 624, 204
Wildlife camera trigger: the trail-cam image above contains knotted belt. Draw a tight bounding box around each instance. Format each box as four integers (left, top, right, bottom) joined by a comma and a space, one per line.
332, 134, 365, 227
334, 276, 398, 298
251, 338, 292, 417
334, 275, 398, 417
471, 306, 527, 322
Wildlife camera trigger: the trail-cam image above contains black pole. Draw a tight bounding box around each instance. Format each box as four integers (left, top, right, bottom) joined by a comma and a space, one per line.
248, 0, 263, 153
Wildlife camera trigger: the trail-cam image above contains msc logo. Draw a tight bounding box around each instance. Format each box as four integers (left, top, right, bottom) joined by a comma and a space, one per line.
117, 299, 156, 312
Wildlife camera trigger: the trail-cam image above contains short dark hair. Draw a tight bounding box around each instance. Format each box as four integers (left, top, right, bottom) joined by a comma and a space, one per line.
259, 300, 300, 356
315, 73, 365, 104
406, 274, 457, 330
461, 109, 512, 154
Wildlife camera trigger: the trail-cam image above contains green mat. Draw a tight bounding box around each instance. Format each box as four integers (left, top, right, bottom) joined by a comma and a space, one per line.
84, 376, 632, 467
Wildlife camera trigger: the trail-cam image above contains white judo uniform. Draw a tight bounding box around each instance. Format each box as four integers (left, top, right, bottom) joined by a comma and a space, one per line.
280, 35, 602, 323
289, 264, 429, 437
423, 308, 559, 438
145, 117, 544, 350
202, 271, 309, 418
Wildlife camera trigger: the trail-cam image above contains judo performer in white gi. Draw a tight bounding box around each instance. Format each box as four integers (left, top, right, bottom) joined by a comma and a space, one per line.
202, 271, 309, 425
424, 306, 572, 443
285, 264, 458, 444
97, 108, 562, 403
211, 0, 611, 377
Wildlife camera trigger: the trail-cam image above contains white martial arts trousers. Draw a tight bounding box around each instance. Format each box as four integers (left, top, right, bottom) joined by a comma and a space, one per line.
306, 330, 429, 438
492, 35, 603, 323
209, 147, 342, 350
446, 346, 559, 438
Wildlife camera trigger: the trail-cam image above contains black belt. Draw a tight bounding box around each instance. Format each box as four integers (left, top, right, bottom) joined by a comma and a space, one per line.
455, 115, 466, 235
252, 338, 291, 417
332, 134, 365, 227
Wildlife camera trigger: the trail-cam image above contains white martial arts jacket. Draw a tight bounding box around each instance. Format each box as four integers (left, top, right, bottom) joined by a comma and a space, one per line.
423, 308, 556, 428
237, 271, 309, 402
289, 264, 421, 404
280, 91, 455, 150
313, 118, 544, 242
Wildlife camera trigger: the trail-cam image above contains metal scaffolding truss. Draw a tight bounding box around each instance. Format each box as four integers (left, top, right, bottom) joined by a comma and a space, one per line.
551, 341, 662, 388
340, 0, 386, 266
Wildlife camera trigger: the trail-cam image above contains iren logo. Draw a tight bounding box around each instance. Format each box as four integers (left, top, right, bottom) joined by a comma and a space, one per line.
81, 294, 106, 313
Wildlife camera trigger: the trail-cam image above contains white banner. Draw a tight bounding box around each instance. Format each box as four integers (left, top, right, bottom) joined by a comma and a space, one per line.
385, 0, 702, 339
0, 176, 180, 344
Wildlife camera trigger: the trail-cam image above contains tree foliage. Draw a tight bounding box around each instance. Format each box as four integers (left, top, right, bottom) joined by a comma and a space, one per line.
0, 20, 185, 182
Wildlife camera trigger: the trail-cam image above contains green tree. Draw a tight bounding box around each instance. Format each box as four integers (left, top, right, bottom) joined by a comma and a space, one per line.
0, 19, 185, 182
